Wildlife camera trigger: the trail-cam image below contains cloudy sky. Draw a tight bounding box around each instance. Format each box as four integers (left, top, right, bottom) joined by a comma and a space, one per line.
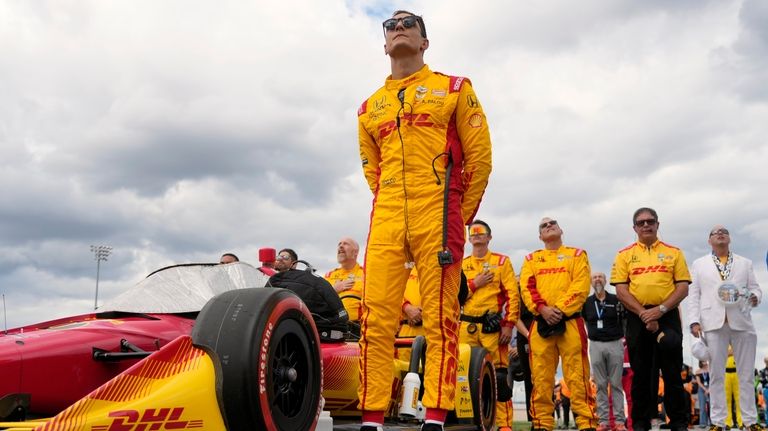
2, 0, 767, 365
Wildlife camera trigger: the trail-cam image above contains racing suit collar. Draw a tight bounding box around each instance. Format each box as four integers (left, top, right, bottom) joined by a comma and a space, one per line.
384, 64, 432, 90
635, 239, 661, 250
470, 250, 492, 261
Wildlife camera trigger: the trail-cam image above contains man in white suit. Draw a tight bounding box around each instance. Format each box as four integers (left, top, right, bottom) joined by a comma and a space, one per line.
688, 225, 762, 431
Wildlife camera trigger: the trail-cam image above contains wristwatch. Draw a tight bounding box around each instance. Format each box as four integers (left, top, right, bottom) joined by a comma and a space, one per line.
658, 304, 668, 314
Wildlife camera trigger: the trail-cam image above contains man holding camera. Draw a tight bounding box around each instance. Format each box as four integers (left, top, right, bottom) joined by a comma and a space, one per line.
519, 217, 597, 431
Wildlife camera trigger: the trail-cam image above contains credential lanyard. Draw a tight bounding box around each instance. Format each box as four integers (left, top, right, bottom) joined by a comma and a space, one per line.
595, 300, 605, 320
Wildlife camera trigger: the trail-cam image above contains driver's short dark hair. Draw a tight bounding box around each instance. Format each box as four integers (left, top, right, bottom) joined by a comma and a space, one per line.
392, 10, 427, 38
279, 248, 298, 261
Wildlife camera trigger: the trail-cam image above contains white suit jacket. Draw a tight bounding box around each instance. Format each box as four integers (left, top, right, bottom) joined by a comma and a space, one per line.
688, 253, 761, 332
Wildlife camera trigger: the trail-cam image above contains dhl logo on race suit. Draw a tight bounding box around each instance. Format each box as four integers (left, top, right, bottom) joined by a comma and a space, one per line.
378, 113, 437, 139
93, 407, 202, 431
630, 265, 669, 275
536, 267, 567, 275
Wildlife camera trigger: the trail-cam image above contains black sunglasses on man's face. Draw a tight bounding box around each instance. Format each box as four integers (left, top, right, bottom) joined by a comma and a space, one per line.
382, 15, 426, 38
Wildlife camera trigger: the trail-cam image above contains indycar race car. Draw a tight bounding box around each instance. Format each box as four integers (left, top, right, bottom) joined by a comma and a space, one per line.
0, 265, 497, 430
0, 261, 272, 420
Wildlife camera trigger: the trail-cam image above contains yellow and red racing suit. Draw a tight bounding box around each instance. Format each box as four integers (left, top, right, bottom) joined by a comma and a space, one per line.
461, 251, 519, 428
324, 263, 364, 321
357, 64, 492, 416
519, 246, 597, 431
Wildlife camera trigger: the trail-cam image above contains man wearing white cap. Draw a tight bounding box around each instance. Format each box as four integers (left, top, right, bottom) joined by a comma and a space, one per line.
687, 225, 762, 431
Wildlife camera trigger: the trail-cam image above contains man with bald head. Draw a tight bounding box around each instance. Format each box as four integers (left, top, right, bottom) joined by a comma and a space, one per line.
582, 272, 627, 431
324, 237, 364, 321
687, 225, 763, 431
520, 217, 597, 431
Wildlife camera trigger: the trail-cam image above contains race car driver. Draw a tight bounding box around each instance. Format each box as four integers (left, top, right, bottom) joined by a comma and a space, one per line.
357, 9, 492, 431
519, 217, 597, 431
460, 219, 519, 431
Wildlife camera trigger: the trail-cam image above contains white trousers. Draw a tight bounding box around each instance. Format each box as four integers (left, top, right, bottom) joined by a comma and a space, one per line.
705, 324, 758, 427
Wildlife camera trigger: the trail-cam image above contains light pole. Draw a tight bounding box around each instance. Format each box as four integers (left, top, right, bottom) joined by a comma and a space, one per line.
91, 245, 112, 310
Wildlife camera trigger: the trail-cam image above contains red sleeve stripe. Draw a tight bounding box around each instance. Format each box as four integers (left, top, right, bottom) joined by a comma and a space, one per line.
357, 99, 368, 116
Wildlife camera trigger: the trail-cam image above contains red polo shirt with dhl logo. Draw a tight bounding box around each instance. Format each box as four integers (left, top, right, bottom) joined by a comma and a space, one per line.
610, 240, 691, 306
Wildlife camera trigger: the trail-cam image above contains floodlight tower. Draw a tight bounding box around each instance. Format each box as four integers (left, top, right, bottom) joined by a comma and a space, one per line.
90, 245, 112, 310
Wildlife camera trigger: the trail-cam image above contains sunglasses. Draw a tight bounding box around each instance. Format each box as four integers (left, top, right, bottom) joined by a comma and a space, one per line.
469, 225, 489, 236
275, 255, 292, 261
634, 218, 657, 227
539, 220, 558, 230
382, 16, 425, 37
709, 228, 729, 237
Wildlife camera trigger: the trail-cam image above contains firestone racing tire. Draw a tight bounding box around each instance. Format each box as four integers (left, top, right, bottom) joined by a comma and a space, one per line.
191, 288, 322, 431
468, 346, 496, 431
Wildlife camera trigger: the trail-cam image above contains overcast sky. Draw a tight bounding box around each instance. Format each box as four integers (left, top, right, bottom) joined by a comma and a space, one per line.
1, 0, 767, 366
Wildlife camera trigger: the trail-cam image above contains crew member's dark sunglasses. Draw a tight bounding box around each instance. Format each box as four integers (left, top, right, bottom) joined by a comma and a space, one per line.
709, 228, 729, 237
634, 218, 657, 227
382, 16, 426, 37
539, 220, 558, 230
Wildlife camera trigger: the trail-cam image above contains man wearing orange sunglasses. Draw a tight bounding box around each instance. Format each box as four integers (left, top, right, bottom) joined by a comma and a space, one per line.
461, 219, 519, 431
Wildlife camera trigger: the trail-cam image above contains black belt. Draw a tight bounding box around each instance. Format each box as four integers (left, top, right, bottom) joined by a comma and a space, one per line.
460, 314, 485, 323
400, 319, 423, 327
726, 367, 737, 373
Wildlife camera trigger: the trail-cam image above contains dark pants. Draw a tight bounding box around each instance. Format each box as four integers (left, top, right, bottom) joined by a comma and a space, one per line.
517, 326, 534, 422
625, 308, 687, 430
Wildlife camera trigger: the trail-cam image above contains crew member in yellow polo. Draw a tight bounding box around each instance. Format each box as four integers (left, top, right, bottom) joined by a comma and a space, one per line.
461, 219, 518, 431
324, 237, 364, 321
611, 207, 690, 431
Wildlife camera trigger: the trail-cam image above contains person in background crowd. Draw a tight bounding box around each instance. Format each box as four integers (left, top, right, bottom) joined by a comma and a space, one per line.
759, 357, 768, 427
623, 340, 634, 430
583, 272, 627, 431
554, 382, 563, 428
274, 248, 298, 272
724, 346, 743, 429
515, 308, 535, 429
681, 363, 694, 426
560, 378, 572, 429
612, 207, 690, 431
695, 360, 711, 428
324, 237, 364, 321
688, 224, 762, 431
397, 267, 423, 360
219, 253, 239, 264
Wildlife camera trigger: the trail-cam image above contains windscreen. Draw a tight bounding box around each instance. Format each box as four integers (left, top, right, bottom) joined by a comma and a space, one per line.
101, 262, 270, 313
